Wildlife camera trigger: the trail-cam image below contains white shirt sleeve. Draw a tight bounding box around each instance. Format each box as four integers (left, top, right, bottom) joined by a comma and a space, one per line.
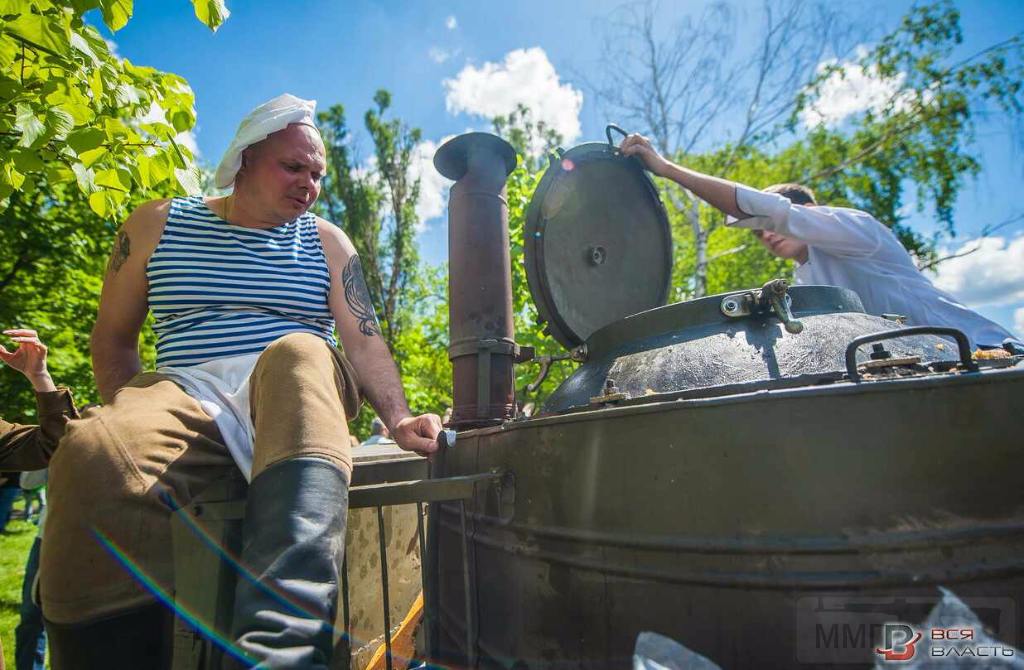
727, 185, 884, 257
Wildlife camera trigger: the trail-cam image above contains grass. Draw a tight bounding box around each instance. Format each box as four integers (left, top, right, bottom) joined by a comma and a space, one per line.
1, 498, 42, 670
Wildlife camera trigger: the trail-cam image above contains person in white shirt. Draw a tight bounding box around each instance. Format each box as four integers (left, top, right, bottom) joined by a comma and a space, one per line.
618, 133, 1022, 352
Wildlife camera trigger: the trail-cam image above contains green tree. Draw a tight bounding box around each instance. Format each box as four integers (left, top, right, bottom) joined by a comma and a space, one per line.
0, 0, 228, 216
315, 91, 423, 350
0, 0, 228, 421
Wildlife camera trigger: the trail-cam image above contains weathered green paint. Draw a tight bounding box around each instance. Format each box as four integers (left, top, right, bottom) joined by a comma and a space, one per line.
429, 364, 1024, 668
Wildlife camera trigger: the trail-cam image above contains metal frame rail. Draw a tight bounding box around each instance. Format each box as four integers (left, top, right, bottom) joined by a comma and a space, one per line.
344, 472, 499, 670
171, 468, 500, 670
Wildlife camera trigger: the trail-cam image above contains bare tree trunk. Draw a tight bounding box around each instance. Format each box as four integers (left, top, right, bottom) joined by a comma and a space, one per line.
689, 197, 708, 298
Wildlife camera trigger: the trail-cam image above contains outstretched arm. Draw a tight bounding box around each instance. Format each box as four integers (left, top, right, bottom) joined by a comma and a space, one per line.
619, 133, 747, 218
317, 219, 441, 456
0, 329, 79, 470
620, 133, 882, 256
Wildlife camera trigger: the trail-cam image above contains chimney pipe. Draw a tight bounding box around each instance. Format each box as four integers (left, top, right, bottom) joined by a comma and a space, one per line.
434, 133, 518, 429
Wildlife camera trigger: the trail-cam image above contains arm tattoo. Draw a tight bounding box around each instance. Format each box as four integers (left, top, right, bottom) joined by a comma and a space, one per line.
107, 230, 131, 274
342, 255, 381, 337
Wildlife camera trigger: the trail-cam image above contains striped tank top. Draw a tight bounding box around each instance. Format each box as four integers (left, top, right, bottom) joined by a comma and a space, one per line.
147, 196, 336, 367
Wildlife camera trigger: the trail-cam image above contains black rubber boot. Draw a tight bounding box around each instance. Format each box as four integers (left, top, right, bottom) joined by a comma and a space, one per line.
226, 457, 349, 669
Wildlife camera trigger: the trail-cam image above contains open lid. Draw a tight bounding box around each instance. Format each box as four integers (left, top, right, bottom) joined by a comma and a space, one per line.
524, 125, 673, 349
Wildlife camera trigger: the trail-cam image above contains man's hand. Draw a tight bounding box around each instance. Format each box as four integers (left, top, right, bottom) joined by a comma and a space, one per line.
391, 413, 443, 456
0, 329, 57, 392
619, 134, 672, 177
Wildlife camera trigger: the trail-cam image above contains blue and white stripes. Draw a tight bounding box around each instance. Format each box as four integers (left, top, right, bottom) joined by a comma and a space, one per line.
147, 196, 336, 367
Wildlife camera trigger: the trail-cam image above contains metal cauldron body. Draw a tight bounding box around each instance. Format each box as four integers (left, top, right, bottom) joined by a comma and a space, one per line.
428, 364, 1024, 668
544, 285, 964, 414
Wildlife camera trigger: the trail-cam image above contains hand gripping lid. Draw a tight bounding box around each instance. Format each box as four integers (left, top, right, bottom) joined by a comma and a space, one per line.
524, 125, 673, 349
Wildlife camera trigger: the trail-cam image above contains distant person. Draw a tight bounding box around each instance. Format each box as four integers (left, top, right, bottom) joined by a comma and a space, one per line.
0, 471, 19, 533
19, 472, 44, 524
17, 468, 48, 670
619, 134, 1023, 352
360, 417, 396, 447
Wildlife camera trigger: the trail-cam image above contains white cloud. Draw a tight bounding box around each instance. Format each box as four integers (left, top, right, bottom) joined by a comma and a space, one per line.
931, 235, 1024, 307
428, 47, 451, 64
445, 15, 457, 30
443, 47, 583, 153
1014, 307, 1024, 337
411, 138, 453, 231
800, 47, 912, 128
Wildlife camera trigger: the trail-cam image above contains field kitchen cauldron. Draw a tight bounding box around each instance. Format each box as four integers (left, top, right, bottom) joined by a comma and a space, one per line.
420, 129, 1024, 669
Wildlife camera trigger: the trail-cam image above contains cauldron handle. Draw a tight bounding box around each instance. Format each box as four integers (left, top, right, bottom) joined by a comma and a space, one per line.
606, 123, 629, 146
844, 326, 977, 382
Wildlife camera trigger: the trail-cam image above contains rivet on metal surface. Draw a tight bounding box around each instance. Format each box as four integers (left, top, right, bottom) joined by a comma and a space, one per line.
587, 245, 607, 266
721, 297, 744, 317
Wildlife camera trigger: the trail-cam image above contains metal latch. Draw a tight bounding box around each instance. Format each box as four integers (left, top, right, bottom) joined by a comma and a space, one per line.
522, 344, 587, 393
590, 377, 627, 405
720, 279, 804, 334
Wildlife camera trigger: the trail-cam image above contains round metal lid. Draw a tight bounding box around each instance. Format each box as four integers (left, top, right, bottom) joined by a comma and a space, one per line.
524, 127, 673, 349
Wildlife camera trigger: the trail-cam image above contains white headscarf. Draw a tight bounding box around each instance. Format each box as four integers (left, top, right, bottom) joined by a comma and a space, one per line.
214, 93, 318, 189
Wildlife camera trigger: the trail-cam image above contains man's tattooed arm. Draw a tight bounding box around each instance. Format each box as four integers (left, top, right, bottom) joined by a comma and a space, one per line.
106, 229, 131, 274
342, 255, 381, 337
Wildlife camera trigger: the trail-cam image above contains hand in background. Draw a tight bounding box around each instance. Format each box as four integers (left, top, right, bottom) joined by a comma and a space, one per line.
0, 329, 57, 392
619, 133, 672, 177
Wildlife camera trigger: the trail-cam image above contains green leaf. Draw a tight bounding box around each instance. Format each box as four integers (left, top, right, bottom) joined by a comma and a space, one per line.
67, 127, 105, 154
3, 13, 72, 58
71, 162, 95, 193
88, 190, 108, 217
190, 0, 230, 31
98, 0, 134, 32
0, 33, 18, 70
14, 103, 46, 148
68, 0, 102, 13
1, 159, 26, 192
69, 31, 100, 66
78, 146, 107, 167
11, 148, 45, 173
174, 165, 201, 195
133, 154, 152, 189
59, 98, 95, 126
95, 167, 130, 191
46, 107, 75, 141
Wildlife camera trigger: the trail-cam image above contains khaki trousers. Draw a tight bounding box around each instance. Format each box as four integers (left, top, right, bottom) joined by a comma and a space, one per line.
41, 333, 361, 624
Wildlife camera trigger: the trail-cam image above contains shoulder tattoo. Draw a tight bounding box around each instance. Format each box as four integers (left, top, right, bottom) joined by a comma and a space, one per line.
107, 230, 131, 274
342, 255, 381, 337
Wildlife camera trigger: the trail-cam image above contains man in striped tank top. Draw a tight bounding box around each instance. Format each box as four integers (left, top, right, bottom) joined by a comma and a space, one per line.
42, 95, 442, 669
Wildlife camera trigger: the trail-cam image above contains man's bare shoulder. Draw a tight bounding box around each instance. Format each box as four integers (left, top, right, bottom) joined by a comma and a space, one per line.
314, 216, 356, 260
123, 198, 172, 237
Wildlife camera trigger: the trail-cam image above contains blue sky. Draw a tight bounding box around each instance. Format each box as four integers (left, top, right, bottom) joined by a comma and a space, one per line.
98, 0, 1024, 336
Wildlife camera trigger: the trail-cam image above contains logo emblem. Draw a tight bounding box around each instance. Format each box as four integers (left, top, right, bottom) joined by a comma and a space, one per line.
876, 624, 922, 661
